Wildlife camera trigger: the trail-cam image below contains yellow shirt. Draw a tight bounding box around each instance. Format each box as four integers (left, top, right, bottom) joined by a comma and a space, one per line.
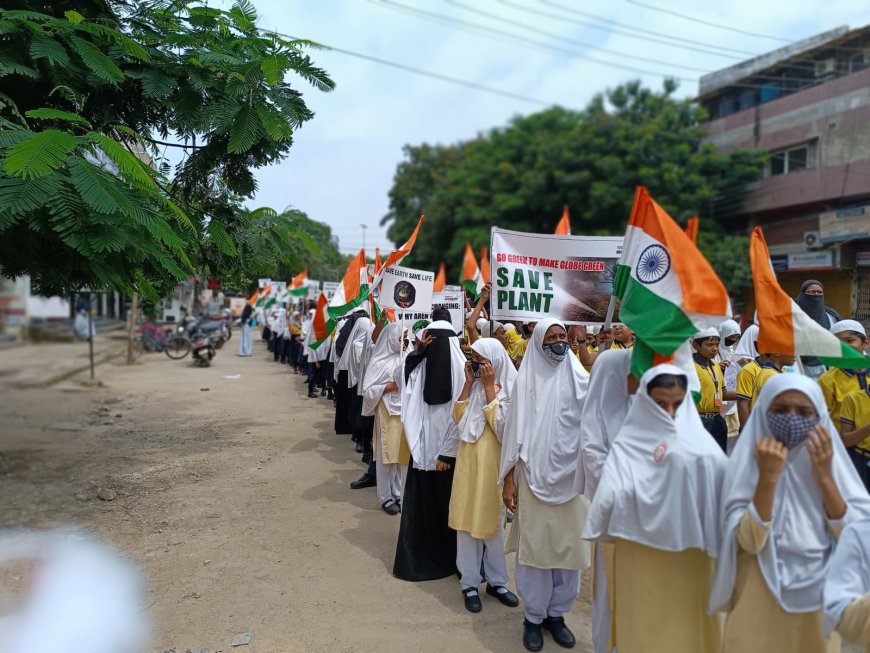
841, 389, 870, 452
612, 341, 634, 350
819, 368, 870, 424
750, 367, 780, 410
515, 338, 530, 358
736, 359, 762, 401
694, 358, 725, 414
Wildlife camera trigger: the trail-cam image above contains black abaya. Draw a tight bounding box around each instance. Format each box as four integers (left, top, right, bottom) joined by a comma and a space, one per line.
393, 461, 457, 582
333, 370, 354, 435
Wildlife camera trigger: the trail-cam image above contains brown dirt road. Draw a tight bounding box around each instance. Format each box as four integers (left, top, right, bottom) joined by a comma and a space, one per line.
0, 339, 592, 652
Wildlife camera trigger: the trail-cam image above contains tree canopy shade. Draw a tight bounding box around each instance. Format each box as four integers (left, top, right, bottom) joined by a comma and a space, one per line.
0, 0, 334, 299
382, 80, 765, 297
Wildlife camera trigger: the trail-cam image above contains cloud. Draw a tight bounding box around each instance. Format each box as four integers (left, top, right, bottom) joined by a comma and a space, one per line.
250, 0, 868, 260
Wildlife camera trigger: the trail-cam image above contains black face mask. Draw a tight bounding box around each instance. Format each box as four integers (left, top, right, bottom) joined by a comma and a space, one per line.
542, 340, 569, 363
470, 360, 482, 378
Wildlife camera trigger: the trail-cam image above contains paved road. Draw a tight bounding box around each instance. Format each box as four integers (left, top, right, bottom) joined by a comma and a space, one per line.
0, 338, 593, 653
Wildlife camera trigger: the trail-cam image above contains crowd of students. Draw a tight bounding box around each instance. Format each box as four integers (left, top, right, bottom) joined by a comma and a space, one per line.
244, 277, 870, 653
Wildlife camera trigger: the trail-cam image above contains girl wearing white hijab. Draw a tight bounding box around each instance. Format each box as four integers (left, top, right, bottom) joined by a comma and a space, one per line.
576, 347, 633, 653
710, 374, 870, 653
719, 319, 742, 440
449, 337, 519, 613
343, 315, 376, 483
361, 320, 410, 514
823, 517, 870, 649
584, 364, 727, 652
302, 308, 328, 398
499, 317, 591, 652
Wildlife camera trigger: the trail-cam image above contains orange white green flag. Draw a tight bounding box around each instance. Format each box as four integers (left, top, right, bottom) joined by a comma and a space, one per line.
370, 215, 425, 289
326, 249, 370, 328
555, 206, 571, 235
750, 226, 868, 369
289, 269, 309, 297
433, 263, 446, 292
612, 187, 730, 377
253, 284, 274, 309
461, 242, 483, 298
310, 292, 331, 348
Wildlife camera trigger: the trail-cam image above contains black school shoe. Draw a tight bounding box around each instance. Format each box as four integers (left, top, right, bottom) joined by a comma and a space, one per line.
542, 616, 575, 648
485, 584, 519, 607
461, 588, 482, 613
349, 473, 376, 489
522, 620, 543, 652
381, 499, 400, 515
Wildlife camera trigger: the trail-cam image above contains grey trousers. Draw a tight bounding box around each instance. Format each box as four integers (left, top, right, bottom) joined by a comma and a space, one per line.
514, 556, 580, 624
456, 527, 509, 591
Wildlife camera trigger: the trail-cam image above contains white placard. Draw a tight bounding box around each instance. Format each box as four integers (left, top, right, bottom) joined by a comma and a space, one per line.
490, 227, 623, 324
432, 291, 465, 334
258, 278, 271, 288
378, 264, 435, 320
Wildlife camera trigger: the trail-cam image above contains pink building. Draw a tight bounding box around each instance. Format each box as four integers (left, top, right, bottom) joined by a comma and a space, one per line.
699, 25, 870, 323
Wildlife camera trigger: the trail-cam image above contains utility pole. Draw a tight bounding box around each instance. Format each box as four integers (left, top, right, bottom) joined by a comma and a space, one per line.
361, 223, 368, 252
88, 292, 95, 380
126, 292, 138, 364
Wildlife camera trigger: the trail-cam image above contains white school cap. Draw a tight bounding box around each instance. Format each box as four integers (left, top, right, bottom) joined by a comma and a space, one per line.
831, 320, 866, 337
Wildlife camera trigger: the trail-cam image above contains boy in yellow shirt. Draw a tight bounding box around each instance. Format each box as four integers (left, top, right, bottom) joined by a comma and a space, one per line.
841, 386, 870, 491
749, 352, 796, 409
692, 327, 735, 452
818, 320, 869, 423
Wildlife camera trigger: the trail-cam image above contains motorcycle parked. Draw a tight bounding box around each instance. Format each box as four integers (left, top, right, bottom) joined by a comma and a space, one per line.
191, 333, 216, 367
164, 314, 229, 359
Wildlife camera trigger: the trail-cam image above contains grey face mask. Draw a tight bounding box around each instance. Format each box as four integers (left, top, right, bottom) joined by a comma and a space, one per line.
541, 341, 569, 364
767, 412, 819, 449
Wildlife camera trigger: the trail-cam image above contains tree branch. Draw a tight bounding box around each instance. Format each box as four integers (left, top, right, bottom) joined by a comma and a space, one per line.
144, 137, 202, 150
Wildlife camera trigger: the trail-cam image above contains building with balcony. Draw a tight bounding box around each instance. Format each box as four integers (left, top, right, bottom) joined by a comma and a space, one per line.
699, 25, 870, 324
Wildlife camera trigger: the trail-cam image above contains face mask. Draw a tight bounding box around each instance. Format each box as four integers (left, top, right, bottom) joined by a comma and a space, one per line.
542, 341, 569, 364
470, 360, 482, 378
767, 412, 819, 449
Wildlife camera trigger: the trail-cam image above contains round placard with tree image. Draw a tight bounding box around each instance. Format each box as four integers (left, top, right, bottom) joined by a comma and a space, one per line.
393, 281, 416, 308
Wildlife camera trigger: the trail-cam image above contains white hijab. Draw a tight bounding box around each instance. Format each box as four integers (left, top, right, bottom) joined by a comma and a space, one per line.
346, 317, 373, 388
583, 364, 726, 553
733, 323, 758, 363
361, 322, 403, 417
718, 319, 741, 362
499, 317, 590, 505
823, 518, 870, 636
457, 338, 516, 444
710, 374, 870, 614
576, 348, 633, 499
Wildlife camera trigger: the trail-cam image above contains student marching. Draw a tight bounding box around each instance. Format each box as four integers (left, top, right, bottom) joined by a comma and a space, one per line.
238, 190, 870, 653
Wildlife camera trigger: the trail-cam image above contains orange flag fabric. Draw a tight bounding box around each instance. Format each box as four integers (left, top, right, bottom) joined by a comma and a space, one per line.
555, 206, 571, 235
685, 216, 699, 244
480, 247, 491, 284
434, 262, 446, 292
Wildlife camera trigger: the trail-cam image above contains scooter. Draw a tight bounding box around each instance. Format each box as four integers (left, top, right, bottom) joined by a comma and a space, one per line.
191, 334, 216, 367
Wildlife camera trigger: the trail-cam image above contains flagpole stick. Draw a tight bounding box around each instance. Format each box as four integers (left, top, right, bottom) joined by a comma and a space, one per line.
601, 295, 617, 351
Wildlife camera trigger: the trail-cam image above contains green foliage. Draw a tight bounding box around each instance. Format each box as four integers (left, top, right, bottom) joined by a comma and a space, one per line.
0, 0, 334, 298
383, 81, 765, 298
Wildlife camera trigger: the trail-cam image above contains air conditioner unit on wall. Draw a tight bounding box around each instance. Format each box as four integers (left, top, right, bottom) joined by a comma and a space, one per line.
804, 231, 821, 249
815, 58, 837, 77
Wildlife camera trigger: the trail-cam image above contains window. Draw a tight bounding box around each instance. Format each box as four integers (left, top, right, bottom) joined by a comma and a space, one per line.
767, 142, 816, 177
850, 51, 869, 74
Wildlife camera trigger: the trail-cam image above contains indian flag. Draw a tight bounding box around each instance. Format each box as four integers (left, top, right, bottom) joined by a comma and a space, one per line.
247, 289, 260, 306
461, 242, 484, 298
480, 247, 491, 284
434, 262, 446, 292
685, 216, 699, 244
371, 214, 425, 289
254, 285, 274, 309
326, 249, 370, 329
555, 205, 571, 235
309, 292, 331, 349
751, 226, 869, 369
613, 187, 730, 377
289, 269, 309, 297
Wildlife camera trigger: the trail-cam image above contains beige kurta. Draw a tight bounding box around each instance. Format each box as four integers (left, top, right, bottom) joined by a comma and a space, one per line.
375, 400, 409, 465
836, 594, 870, 651
448, 400, 503, 540
506, 463, 591, 571
612, 538, 722, 653
722, 510, 841, 653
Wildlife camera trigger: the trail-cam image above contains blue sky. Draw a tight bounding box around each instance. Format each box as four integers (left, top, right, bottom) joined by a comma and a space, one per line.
248, 0, 868, 258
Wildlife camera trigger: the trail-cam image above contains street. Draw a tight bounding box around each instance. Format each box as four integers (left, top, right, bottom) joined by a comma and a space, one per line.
0, 339, 592, 653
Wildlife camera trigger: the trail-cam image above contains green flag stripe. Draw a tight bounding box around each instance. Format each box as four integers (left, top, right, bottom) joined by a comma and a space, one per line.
819, 342, 870, 370
615, 266, 697, 356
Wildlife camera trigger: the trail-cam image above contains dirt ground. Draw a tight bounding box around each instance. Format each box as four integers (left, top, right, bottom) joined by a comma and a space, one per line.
0, 338, 593, 653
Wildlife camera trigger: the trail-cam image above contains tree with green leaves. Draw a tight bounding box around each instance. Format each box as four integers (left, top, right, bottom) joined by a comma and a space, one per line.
0, 0, 334, 300
382, 80, 765, 298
